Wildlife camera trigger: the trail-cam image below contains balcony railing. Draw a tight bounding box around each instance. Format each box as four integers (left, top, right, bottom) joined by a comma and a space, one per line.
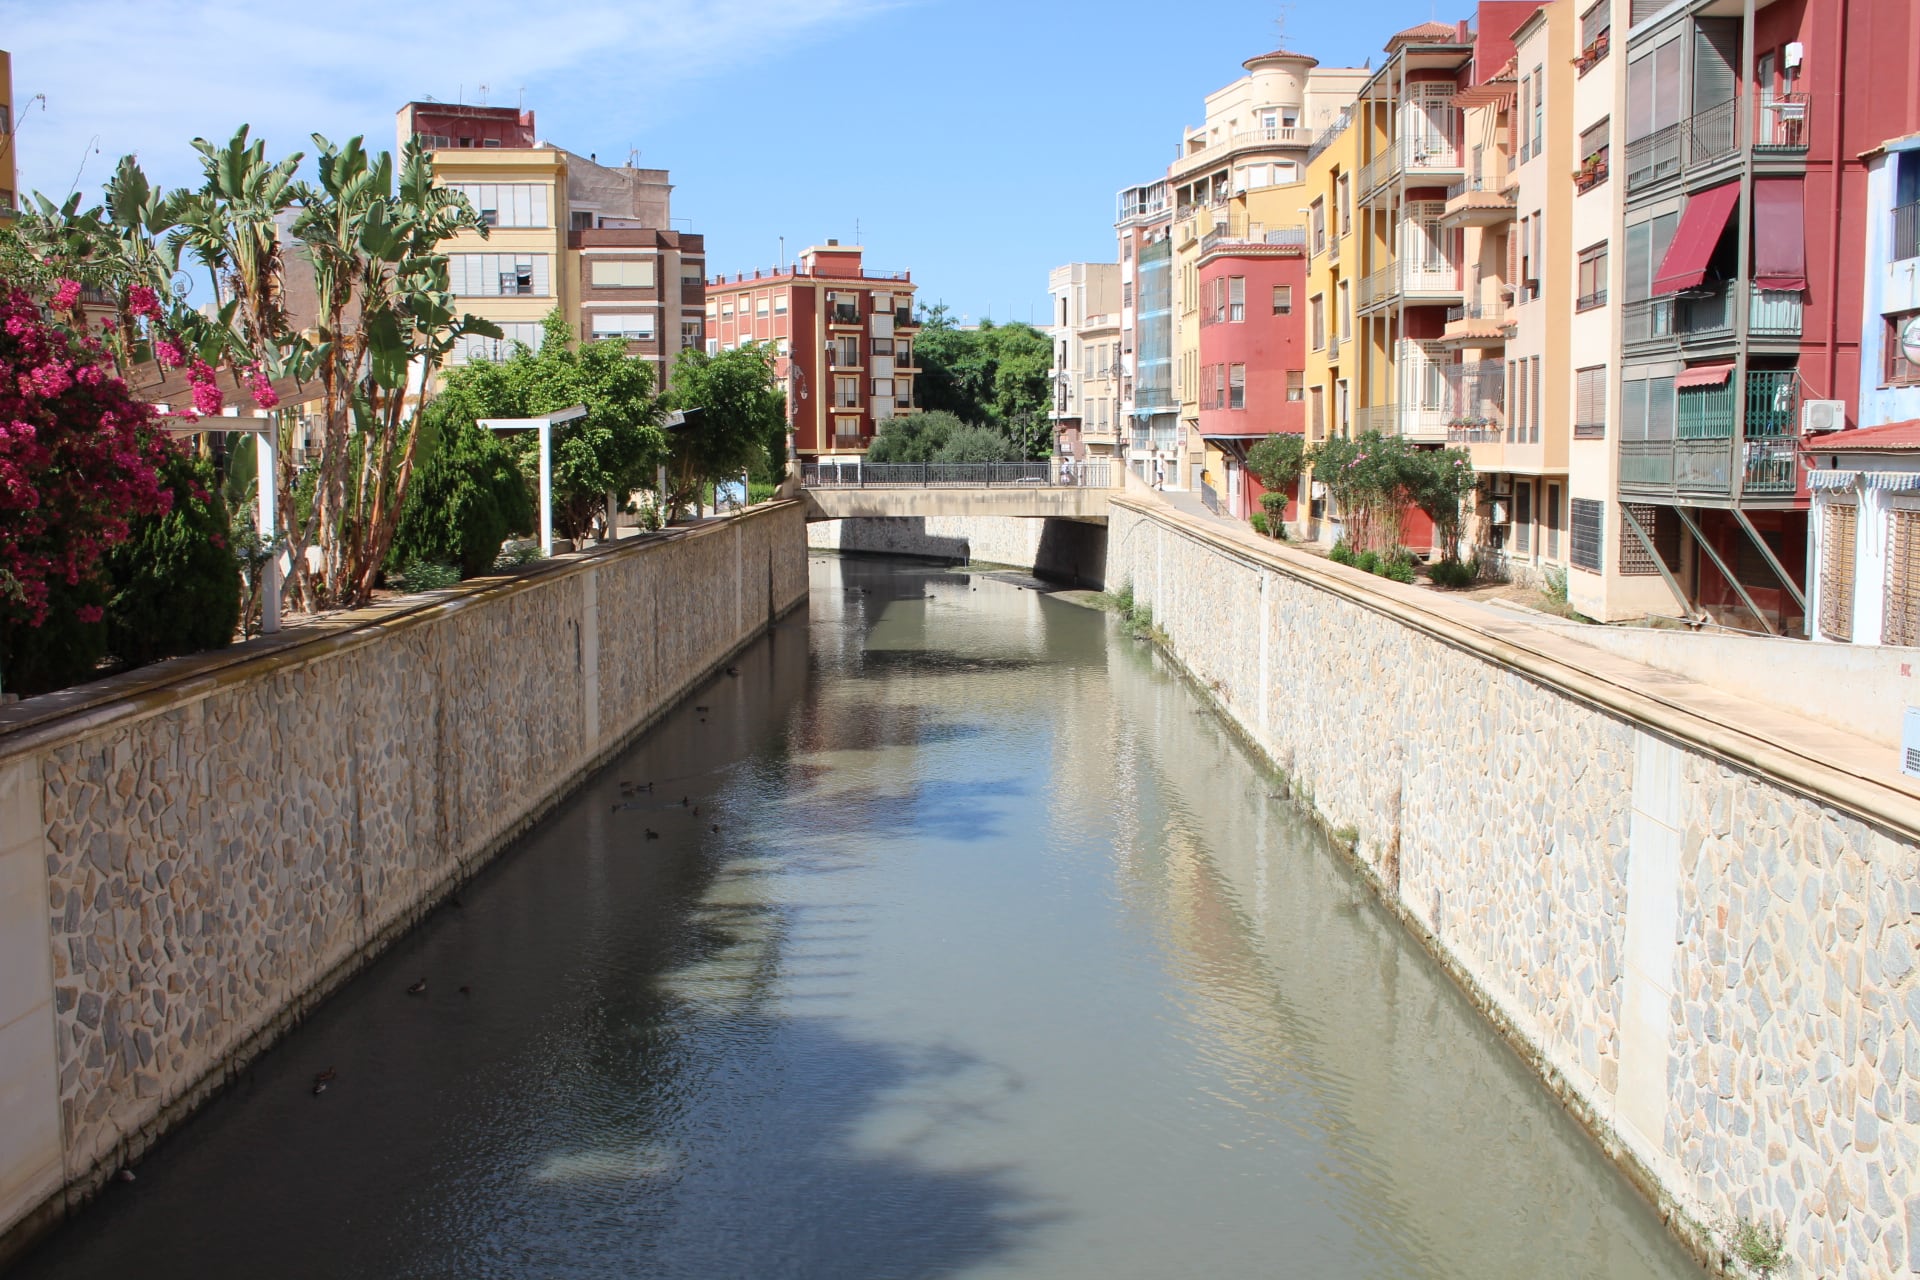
1744, 437, 1798, 494
1687, 99, 1738, 168
1623, 285, 1802, 349
1755, 94, 1810, 153
1625, 123, 1683, 193
1445, 300, 1509, 325
1228, 125, 1312, 148
1621, 370, 1803, 498
1893, 202, 1920, 264
802, 460, 1115, 489
1443, 363, 1506, 442
1576, 288, 1608, 312
1353, 403, 1398, 434
829, 306, 860, 325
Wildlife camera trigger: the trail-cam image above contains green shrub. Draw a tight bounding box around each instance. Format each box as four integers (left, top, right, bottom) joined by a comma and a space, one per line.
1544, 563, 1571, 605
1427, 557, 1479, 589
492, 540, 542, 571
390, 408, 534, 579
1249, 511, 1270, 536
1382, 556, 1417, 583
390, 561, 462, 593
1355, 550, 1381, 575
1, 580, 108, 697
105, 451, 241, 669
1328, 539, 1356, 566
1259, 490, 1289, 516
748, 481, 779, 505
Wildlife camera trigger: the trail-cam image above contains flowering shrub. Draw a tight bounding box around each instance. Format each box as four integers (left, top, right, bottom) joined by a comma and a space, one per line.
0, 286, 176, 692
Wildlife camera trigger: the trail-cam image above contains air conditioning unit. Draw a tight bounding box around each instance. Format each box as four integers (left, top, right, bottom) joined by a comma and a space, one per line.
1801, 400, 1847, 434
1490, 500, 1510, 524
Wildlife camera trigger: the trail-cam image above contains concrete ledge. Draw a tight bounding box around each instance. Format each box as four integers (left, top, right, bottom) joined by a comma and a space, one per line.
1111, 494, 1920, 843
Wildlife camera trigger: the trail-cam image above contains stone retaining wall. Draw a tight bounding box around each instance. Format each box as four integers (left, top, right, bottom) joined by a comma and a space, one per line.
1107, 497, 1920, 1279
0, 502, 809, 1258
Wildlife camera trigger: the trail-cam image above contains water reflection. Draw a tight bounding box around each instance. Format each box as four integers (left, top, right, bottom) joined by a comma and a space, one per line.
12, 556, 1701, 1280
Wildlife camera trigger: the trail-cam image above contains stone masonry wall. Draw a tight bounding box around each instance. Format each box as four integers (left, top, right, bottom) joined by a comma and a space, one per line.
1107, 498, 1920, 1279
0, 502, 808, 1256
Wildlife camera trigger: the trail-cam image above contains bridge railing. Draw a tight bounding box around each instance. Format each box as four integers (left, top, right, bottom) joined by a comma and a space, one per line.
802, 459, 1115, 489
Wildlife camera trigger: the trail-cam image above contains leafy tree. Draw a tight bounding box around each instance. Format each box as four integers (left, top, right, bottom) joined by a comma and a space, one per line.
1411, 446, 1477, 563
666, 342, 786, 513
939, 424, 1023, 463
908, 318, 1053, 455
1246, 434, 1307, 495
389, 400, 535, 577
865, 409, 963, 463
1308, 431, 1474, 556
105, 451, 241, 667
441, 311, 666, 539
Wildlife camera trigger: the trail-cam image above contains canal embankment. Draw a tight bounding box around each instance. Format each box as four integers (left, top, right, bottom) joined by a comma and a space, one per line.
1105, 492, 1920, 1279
0, 500, 809, 1262
805, 515, 1107, 587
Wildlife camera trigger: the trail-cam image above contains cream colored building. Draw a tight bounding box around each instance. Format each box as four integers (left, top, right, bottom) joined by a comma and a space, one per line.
1078, 310, 1123, 458
1047, 262, 1121, 457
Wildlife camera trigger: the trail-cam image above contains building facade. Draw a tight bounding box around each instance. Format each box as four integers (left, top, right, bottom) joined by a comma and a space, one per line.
1047, 262, 1121, 458
395, 102, 705, 391
703, 243, 917, 461
1196, 221, 1308, 520
1117, 180, 1178, 486
1, 50, 15, 219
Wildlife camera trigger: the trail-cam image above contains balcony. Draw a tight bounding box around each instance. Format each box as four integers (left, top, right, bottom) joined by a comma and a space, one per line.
1227, 125, 1312, 148
1624, 123, 1683, 193
828, 306, 861, 326
1359, 135, 1465, 202
1626, 95, 1808, 196
1327, 332, 1342, 363
1443, 363, 1507, 443
894, 307, 917, 328
1440, 177, 1516, 227
1622, 284, 1802, 354
1618, 370, 1803, 500
1442, 300, 1511, 347
1200, 225, 1307, 258
1358, 261, 1463, 314
1754, 94, 1810, 154
1893, 201, 1920, 264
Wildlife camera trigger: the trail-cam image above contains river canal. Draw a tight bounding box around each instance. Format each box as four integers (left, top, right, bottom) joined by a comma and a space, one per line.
14, 555, 1703, 1279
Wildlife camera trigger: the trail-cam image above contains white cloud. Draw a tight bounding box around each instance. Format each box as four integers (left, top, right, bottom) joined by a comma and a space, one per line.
3, 0, 893, 202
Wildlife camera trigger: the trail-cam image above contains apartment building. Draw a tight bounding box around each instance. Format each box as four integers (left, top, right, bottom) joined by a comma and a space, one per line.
1196, 226, 1308, 519
1078, 309, 1124, 459
1117, 179, 1178, 485
1169, 51, 1367, 491
703, 243, 917, 461
1803, 16, 1920, 645
1, 50, 14, 218
394, 102, 706, 391
1299, 109, 1361, 535
1047, 263, 1122, 458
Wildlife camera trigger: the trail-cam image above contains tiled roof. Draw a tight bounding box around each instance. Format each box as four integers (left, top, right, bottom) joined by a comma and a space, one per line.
1826, 419, 1920, 451
1242, 48, 1319, 66
1386, 20, 1461, 51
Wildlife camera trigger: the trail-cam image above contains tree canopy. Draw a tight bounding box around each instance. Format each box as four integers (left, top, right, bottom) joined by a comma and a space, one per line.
1309, 431, 1475, 557
666, 342, 786, 512
909, 309, 1052, 456
864, 410, 1023, 464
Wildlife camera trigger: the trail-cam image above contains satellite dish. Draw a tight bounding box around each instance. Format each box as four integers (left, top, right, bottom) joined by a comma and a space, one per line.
1902, 316, 1920, 369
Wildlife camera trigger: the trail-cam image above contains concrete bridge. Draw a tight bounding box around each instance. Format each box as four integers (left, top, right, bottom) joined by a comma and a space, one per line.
797, 460, 1116, 523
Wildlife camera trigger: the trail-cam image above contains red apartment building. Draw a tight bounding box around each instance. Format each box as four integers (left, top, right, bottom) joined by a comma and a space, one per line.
1197, 232, 1309, 519
704, 243, 918, 460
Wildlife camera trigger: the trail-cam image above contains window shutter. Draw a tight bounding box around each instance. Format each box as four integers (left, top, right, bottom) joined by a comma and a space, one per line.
1692, 19, 1739, 112
1818, 500, 1859, 640
1884, 507, 1920, 645
531, 255, 550, 296
1507, 227, 1522, 295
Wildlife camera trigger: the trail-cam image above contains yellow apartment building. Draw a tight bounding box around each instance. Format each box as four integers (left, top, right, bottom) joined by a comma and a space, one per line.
1299, 109, 1361, 539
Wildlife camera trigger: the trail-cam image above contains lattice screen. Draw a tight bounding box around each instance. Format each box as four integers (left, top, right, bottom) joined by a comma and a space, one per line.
1882, 505, 1920, 645
1818, 500, 1857, 641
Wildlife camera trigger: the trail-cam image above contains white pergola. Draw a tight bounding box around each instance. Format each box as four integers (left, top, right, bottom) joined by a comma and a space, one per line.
478, 404, 587, 558
162, 410, 282, 634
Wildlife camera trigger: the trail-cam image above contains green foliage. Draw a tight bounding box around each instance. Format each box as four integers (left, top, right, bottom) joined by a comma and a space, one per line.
492, 540, 542, 570
442, 311, 665, 539
1328, 539, 1357, 566
748, 482, 779, 505
1727, 1218, 1788, 1277
1, 580, 108, 697
1260, 490, 1288, 516
104, 452, 242, 668
909, 317, 1053, 452
1544, 563, 1570, 605
390, 402, 534, 578
1245, 434, 1307, 493
865, 410, 1020, 463
668, 342, 786, 510
1249, 512, 1270, 537
1309, 432, 1474, 557
1427, 557, 1479, 589
1381, 548, 1417, 583
1355, 550, 1381, 575
389, 560, 462, 593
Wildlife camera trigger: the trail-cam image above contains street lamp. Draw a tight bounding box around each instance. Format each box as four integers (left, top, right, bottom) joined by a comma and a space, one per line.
479, 404, 587, 557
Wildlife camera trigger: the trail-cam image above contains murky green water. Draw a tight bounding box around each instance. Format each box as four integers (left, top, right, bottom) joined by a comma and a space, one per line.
14, 556, 1703, 1279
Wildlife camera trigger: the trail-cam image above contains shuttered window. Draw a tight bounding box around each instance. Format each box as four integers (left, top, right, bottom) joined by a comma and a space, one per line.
1571, 498, 1604, 571
1228, 276, 1246, 321
1514, 481, 1533, 554
1546, 484, 1563, 559
591, 259, 655, 288
1818, 500, 1857, 639
1883, 506, 1920, 645
1530, 356, 1543, 444
1229, 363, 1246, 409
1575, 366, 1607, 437
449, 254, 549, 297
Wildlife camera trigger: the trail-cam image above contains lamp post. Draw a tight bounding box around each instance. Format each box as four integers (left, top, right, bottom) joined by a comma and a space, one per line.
479, 404, 588, 557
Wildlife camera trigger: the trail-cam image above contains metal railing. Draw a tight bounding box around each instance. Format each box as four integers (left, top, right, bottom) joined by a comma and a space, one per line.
1200, 480, 1220, 514
1624, 285, 1803, 349
1744, 437, 1798, 494
802, 460, 1115, 489
1445, 299, 1509, 325
1893, 202, 1920, 264
1576, 288, 1608, 312
1755, 94, 1810, 152
1625, 122, 1683, 192
1687, 99, 1738, 167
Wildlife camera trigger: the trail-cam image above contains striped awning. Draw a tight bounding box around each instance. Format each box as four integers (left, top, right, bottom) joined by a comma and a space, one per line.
1806, 470, 1858, 490
1866, 471, 1920, 491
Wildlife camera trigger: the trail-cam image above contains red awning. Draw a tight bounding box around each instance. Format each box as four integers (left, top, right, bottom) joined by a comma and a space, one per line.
1675, 361, 1735, 388
1753, 177, 1808, 291
1652, 182, 1741, 296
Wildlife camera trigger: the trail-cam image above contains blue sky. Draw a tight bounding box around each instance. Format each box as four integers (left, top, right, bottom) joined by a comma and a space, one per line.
4, 0, 1418, 323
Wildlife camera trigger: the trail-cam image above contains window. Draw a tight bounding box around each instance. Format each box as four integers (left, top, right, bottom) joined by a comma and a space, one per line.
1273, 285, 1293, 315
774, 294, 788, 314
1580, 0, 1610, 66
450, 322, 544, 364
1578, 119, 1611, 191
1530, 356, 1542, 444
1310, 198, 1327, 255
1515, 481, 1533, 554
589, 313, 655, 340
681, 321, 701, 350
448, 254, 549, 297
1287, 371, 1304, 402
1575, 366, 1607, 437
1310, 295, 1326, 350
590, 259, 656, 288
1339, 281, 1352, 341
871, 378, 894, 399
720, 301, 735, 319
1123, 281, 1134, 308
1309, 386, 1326, 441
1620, 503, 1682, 576
756, 297, 770, 318
1228, 276, 1246, 322
449, 183, 551, 228
1570, 498, 1604, 572
1887, 312, 1920, 386
1515, 217, 1531, 302
829, 292, 860, 323
1517, 77, 1531, 161
873, 337, 894, 356
1626, 36, 1686, 186
1229, 364, 1246, 410
1577, 243, 1608, 310
1546, 484, 1563, 559
1533, 64, 1545, 152
1815, 499, 1859, 640
1510, 358, 1526, 442
834, 376, 860, 408
1885, 507, 1920, 646
1337, 174, 1352, 236
833, 335, 860, 366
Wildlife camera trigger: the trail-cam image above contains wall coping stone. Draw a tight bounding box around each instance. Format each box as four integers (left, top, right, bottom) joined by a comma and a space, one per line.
1112, 493, 1920, 843
0, 503, 799, 765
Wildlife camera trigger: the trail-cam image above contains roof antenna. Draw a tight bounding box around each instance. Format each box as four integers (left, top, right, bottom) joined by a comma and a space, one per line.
478, 83, 490, 106
1273, 4, 1293, 47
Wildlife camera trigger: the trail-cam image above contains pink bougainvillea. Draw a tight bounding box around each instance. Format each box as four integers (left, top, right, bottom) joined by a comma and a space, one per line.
246, 362, 279, 410
127, 285, 161, 320
152, 337, 185, 369
50, 279, 82, 311
186, 359, 224, 416
0, 287, 174, 629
